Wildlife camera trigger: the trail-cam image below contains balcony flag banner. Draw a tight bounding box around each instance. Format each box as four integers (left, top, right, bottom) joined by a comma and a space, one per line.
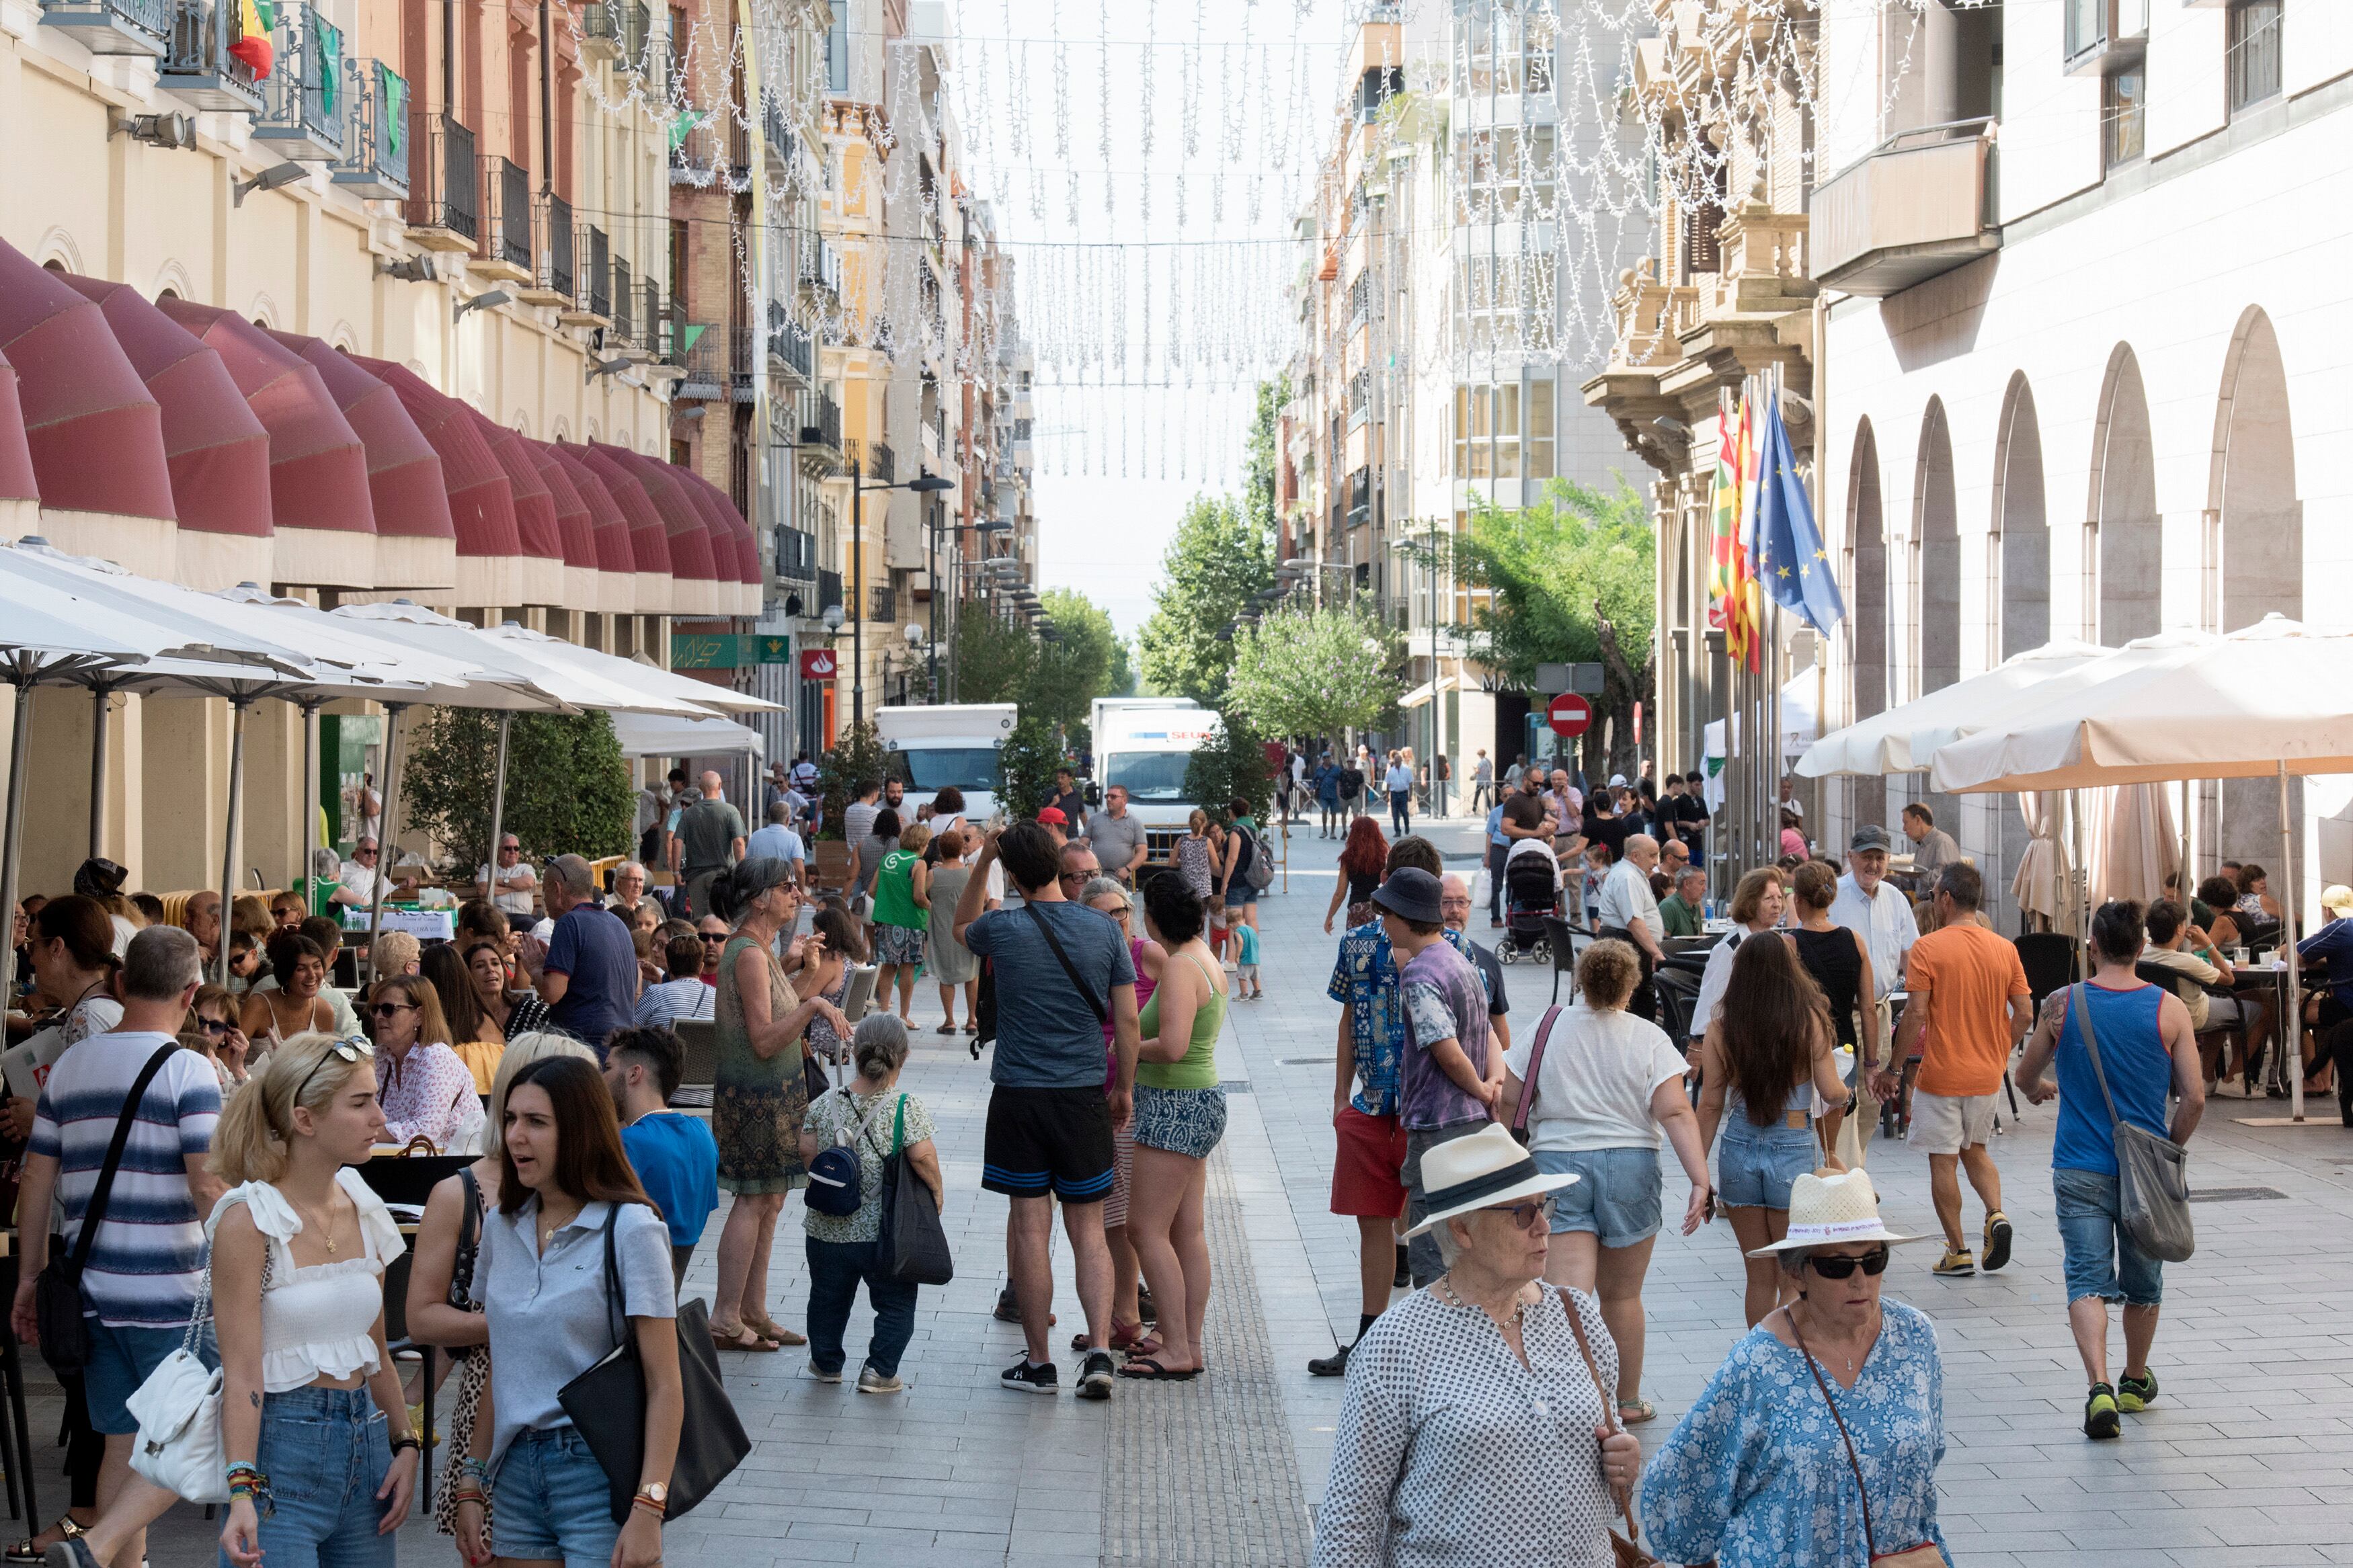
1724, 386, 1763, 673
1753, 386, 1845, 635
231, 0, 275, 77
1706, 389, 1738, 638
313, 13, 340, 117
379, 63, 405, 159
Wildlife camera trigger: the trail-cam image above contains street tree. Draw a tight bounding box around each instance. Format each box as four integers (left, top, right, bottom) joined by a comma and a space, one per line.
954, 612, 1036, 706
1226, 601, 1400, 753
1028, 587, 1125, 739
403, 708, 635, 871
1136, 378, 1285, 704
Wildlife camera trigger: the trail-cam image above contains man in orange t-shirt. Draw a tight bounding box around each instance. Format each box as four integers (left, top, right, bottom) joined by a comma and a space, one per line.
1883, 862, 2034, 1278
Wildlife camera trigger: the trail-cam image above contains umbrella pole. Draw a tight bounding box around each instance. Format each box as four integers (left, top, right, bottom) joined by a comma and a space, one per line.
364, 704, 409, 991
485, 712, 513, 888
88, 684, 110, 861
0, 679, 32, 1009
300, 700, 322, 916
2280, 760, 2304, 1121
218, 698, 251, 989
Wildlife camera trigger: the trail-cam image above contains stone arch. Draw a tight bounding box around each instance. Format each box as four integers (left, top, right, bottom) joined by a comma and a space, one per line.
550, 415, 571, 441
1845, 418, 1888, 828
585, 416, 602, 442
510, 408, 533, 438
245, 292, 281, 329
1912, 397, 1960, 700
2088, 344, 2161, 646
150, 259, 196, 304
32, 227, 85, 274
325, 319, 360, 353
1991, 372, 2050, 661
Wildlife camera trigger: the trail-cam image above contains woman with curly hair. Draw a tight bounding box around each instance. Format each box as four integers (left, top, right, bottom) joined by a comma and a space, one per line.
1324, 815, 1391, 935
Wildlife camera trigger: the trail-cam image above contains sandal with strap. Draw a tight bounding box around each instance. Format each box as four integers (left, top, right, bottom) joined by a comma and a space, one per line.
1115, 1356, 1200, 1381
7, 1518, 83, 1565
747, 1313, 807, 1347
1618, 1397, 1658, 1425
711, 1321, 782, 1353
1071, 1318, 1148, 1354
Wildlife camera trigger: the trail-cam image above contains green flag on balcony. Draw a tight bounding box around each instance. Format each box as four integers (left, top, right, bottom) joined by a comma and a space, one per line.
666, 108, 708, 153
678, 323, 708, 354
313, 13, 342, 114
378, 63, 405, 158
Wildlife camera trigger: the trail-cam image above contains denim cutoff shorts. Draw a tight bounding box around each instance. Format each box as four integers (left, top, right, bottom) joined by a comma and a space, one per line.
494, 1426, 624, 1568
2055, 1165, 2164, 1307
1534, 1147, 1663, 1247
1715, 1122, 1819, 1210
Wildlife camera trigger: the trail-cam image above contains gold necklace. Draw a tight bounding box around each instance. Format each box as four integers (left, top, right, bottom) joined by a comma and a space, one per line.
537, 1200, 581, 1251
292, 1194, 342, 1256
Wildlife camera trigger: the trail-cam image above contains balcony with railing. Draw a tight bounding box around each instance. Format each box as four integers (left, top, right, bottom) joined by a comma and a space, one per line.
869, 586, 896, 623
524, 192, 572, 303
730, 116, 752, 177
331, 58, 408, 199
774, 526, 817, 582
817, 569, 843, 615
160, 0, 262, 112
562, 223, 608, 324
253, 3, 346, 161
672, 327, 724, 401
402, 116, 478, 250
799, 237, 840, 297
728, 327, 756, 402
801, 391, 841, 460
580, 0, 623, 60
769, 315, 813, 384
473, 156, 531, 280
869, 441, 895, 484
1810, 118, 1999, 297
640, 280, 663, 354
670, 117, 717, 185
39, 0, 169, 56
610, 256, 633, 343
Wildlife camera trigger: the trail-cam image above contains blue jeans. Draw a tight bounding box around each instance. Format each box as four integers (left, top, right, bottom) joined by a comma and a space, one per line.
493, 1427, 620, 1568
2055, 1165, 2164, 1307
1390, 789, 1412, 835
230, 1385, 392, 1568
805, 1236, 919, 1377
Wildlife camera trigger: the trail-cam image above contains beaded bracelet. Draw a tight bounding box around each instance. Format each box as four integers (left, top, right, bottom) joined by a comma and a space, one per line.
456, 1456, 492, 1483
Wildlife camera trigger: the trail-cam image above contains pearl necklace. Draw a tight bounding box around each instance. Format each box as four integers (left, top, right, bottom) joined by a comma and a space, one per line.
1434, 1273, 1527, 1329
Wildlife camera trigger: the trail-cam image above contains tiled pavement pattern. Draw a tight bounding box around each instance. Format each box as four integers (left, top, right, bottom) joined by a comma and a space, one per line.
84, 812, 2353, 1565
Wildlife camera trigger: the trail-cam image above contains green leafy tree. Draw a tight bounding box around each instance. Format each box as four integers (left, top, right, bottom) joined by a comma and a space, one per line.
1134, 494, 1277, 706
1434, 476, 1657, 780
996, 714, 1068, 821
1106, 632, 1138, 700
1226, 602, 1402, 752
1183, 713, 1276, 825
1027, 587, 1122, 741
1243, 375, 1289, 541
402, 708, 634, 872
953, 612, 1036, 705
814, 720, 886, 841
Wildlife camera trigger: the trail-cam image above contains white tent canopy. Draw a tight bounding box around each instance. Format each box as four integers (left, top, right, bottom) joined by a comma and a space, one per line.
610, 712, 765, 759
1704, 669, 1817, 813
333, 604, 717, 718
1797, 638, 2104, 778
481, 624, 786, 716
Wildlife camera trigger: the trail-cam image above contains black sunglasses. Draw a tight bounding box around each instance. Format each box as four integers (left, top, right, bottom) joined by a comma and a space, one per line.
699, 931, 729, 942
292, 1036, 374, 1104
198, 1017, 235, 1036
1804, 1247, 1892, 1280
370, 1001, 416, 1019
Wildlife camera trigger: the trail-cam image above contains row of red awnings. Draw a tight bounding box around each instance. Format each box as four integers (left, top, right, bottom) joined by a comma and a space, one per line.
0, 235, 757, 615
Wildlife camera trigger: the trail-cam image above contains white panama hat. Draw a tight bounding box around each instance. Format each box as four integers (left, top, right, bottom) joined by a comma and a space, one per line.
1745, 1168, 1925, 1257
1402, 1124, 1579, 1239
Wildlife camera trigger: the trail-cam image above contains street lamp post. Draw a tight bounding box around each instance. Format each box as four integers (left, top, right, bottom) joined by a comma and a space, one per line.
846, 456, 954, 729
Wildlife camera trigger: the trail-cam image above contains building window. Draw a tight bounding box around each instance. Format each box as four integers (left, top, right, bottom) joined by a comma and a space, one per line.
826, 5, 848, 92
1527, 380, 1555, 481
2102, 69, 2145, 167
2064, 0, 2106, 64
1453, 384, 1521, 481
2228, 0, 2282, 115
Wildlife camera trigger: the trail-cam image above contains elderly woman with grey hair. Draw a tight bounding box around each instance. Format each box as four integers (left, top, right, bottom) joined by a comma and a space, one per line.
1313, 1124, 1643, 1568
1642, 1169, 1950, 1568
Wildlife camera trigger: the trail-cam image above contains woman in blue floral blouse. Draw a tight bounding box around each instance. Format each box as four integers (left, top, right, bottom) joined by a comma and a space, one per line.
1642, 1169, 1952, 1568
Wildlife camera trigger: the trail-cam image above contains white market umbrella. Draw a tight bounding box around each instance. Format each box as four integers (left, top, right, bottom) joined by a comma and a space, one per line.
610, 710, 766, 759
1796, 638, 2104, 778
2086, 782, 2179, 909
479, 624, 787, 716
2011, 790, 2073, 932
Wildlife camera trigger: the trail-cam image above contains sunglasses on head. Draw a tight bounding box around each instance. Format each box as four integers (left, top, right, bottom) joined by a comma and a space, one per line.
292, 1035, 374, 1104
1482, 1196, 1556, 1231
1803, 1247, 1891, 1279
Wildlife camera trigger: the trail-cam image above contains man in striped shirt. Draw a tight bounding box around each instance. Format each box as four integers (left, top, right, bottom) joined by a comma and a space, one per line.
13, 925, 223, 1564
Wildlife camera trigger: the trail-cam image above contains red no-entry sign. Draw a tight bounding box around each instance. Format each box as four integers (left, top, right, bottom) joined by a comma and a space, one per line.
1547, 693, 1592, 739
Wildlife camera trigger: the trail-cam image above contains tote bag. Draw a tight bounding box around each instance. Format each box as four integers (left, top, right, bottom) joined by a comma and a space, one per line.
2071, 985, 2195, 1263
877, 1096, 955, 1286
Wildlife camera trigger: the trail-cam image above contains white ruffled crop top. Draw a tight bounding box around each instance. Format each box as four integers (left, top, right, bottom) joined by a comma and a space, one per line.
206, 1168, 406, 1394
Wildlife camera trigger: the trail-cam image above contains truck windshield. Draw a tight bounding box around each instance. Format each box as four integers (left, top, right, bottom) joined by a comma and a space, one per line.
884, 747, 1002, 794
1104, 751, 1191, 803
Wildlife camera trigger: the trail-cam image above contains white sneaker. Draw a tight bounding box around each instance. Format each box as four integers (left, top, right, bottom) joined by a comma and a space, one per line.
856, 1366, 904, 1394
807, 1362, 842, 1383
1221, 956, 1238, 971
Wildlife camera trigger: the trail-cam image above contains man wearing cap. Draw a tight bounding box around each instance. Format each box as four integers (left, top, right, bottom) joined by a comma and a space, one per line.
539, 853, 639, 1061
1832, 824, 1918, 1157
1382, 866, 1505, 1291
1035, 805, 1070, 846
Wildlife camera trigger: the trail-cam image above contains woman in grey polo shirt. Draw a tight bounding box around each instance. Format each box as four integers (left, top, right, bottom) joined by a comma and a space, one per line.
452, 1056, 682, 1568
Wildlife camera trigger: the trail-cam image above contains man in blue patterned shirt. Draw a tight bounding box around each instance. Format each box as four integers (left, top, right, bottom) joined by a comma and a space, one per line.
1313, 839, 1484, 1377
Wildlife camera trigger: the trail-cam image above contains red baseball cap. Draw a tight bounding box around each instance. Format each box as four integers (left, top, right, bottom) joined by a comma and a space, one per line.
1036, 807, 1068, 825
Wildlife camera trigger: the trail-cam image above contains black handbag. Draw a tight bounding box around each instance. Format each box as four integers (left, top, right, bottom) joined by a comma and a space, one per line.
37, 1044, 177, 1374
557, 1205, 752, 1525
875, 1097, 953, 1286
971, 958, 996, 1059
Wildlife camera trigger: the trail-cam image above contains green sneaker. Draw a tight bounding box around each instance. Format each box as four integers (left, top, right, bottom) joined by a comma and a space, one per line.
2084, 1383, 2121, 1439
2116, 1370, 2159, 1413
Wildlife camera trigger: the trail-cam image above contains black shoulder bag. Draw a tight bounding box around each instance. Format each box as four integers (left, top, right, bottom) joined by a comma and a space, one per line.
557, 1205, 752, 1525
875, 1096, 955, 1286
37, 1043, 178, 1374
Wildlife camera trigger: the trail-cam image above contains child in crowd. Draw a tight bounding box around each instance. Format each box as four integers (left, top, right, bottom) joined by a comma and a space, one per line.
1235, 920, 1263, 1001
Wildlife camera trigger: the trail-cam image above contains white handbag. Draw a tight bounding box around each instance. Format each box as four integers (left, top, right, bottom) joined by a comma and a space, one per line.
125, 1262, 227, 1503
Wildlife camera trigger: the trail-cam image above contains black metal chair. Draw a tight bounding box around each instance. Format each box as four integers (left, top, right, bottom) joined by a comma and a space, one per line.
1540, 915, 1592, 1005
2015, 932, 2079, 1014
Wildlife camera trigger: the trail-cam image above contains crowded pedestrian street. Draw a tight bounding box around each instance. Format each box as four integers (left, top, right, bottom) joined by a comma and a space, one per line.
9, 819, 2317, 1567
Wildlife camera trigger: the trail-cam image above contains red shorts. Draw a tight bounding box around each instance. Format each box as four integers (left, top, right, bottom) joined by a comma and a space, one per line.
1330, 1105, 1410, 1218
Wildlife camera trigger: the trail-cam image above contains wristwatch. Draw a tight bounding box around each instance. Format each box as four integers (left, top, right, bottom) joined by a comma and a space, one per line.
635, 1482, 669, 1509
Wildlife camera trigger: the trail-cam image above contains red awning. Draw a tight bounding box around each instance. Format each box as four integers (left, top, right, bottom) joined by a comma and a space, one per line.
154, 298, 375, 587
55, 278, 270, 554
606, 446, 719, 614
462, 413, 563, 607
0, 343, 34, 516
522, 438, 605, 611
544, 444, 637, 583
0, 237, 176, 544
267, 331, 456, 590
349, 357, 525, 606
567, 443, 673, 612
682, 469, 760, 593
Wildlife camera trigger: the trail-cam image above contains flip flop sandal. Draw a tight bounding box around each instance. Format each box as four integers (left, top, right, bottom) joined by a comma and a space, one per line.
748, 1314, 807, 1346
712, 1323, 783, 1353
962, 1023, 979, 1034
936, 1022, 959, 1034
1072, 1319, 1148, 1354
1618, 1398, 1658, 1425
1115, 1356, 1199, 1380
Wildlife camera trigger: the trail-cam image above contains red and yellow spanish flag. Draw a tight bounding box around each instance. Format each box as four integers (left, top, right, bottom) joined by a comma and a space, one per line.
1707, 389, 1739, 633
1711, 388, 1763, 672
229, 0, 275, 79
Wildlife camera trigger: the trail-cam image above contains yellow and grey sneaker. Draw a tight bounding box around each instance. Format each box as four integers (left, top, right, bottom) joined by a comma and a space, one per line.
2084, 1383, 2121, 1439
2116, 1370, 2159, 1413
1931, 1247, 1977, 1278
1983, 1211, 2013, 1272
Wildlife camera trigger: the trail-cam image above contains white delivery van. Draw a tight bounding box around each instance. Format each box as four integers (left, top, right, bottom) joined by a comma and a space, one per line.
1089, 698, 1224, 869
874, 704, 1017, 825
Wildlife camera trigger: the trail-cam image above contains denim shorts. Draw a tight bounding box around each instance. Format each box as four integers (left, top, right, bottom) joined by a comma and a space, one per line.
1224, 886, 1257, 910
494, 1427, 623, 1567
1534, 1147, 1663, 1247
83, 1318, 208, 1436
1716, 1125, 1819, 1210
235, 1385, 393, 1568
2055, 1165, 2164, 1307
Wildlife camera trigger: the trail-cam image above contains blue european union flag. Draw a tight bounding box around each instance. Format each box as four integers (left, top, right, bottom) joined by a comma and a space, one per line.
1752, 395, 1844, 634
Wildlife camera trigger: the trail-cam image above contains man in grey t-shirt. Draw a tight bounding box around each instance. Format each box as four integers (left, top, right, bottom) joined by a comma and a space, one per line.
1085, 785, 1150, 884
677, 772, 746, 919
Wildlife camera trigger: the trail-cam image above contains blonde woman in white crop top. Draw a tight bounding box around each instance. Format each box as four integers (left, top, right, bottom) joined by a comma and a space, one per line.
51, 1033, 422, 1568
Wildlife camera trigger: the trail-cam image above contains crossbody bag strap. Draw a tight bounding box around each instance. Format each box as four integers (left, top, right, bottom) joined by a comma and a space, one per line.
2070, 983, 2125, 1132
1511, 1006, 1564, 1133
598, 1202, 627, 1350
1025, 903, 1107, 1026
1558, 1287, 1643, 1541
73, 1044, 180, 1273
1783, 1307, 1877, 1559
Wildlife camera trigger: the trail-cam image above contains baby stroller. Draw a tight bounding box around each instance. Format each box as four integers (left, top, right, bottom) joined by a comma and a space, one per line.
1497, 842, 1562, 966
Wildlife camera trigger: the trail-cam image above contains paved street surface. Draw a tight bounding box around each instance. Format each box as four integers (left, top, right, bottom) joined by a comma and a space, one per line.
84, 815, 2353, 1565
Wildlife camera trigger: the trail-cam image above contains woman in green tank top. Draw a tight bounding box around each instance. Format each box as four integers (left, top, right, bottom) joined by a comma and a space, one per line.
1121, 875, 1230, 1380
869, 821, 931, 1024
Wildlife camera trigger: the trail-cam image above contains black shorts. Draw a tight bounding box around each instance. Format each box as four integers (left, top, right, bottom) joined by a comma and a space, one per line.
983, 1085, 1115, 1202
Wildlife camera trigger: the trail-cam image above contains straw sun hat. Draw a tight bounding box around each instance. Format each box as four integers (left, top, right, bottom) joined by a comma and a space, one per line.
1743, 1169, 1927, 1258
1402, 1124, 1579, 1239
